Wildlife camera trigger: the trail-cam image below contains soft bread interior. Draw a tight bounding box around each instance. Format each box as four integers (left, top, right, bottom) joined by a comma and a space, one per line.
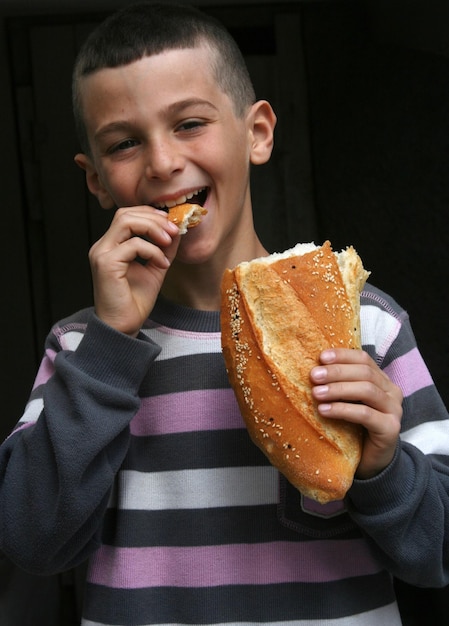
168, 203, 207, 234
335, 247, 370, 347
237, 241, 370, 349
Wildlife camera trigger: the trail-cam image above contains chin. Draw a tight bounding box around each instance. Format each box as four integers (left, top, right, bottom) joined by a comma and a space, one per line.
175, 234, 217, 265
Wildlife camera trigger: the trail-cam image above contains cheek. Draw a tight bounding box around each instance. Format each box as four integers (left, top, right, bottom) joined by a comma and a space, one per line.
201, 126, 250, 173
104, 166, 140, 206
223, 143, 251, 194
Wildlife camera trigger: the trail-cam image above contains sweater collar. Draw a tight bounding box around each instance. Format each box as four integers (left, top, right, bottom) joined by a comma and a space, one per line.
149, 295, 221, 333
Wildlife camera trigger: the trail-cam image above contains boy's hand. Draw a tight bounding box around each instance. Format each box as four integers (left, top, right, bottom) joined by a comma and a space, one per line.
310, 349, 403, 479
88, 206, 180, 336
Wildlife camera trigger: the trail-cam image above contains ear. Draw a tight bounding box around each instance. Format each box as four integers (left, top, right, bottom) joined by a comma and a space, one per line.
248, 100, 277, 166
74, 153, 115, 209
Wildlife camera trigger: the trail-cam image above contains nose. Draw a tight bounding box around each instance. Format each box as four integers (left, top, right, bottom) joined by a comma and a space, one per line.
144, 136, 184, 180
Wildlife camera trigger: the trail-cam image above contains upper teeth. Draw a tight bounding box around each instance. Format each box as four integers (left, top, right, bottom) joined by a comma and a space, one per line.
156, 187, 206, 209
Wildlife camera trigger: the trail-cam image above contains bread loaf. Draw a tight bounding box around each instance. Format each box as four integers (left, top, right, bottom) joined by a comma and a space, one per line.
220, 240, 370, 503
168, 203, 207, 234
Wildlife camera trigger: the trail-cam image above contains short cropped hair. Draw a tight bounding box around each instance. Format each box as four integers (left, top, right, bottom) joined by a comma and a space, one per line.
72, 1, 256, 154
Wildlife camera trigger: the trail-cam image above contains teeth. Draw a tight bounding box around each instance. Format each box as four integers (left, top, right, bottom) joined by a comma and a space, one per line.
155, 187, 206, 209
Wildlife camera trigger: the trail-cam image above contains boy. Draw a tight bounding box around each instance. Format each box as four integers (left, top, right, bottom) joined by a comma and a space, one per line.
1, 2, 449, 624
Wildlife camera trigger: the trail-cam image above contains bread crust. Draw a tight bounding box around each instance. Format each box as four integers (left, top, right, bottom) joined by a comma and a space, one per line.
167, 203, 207, 234
220, 240, 369, 503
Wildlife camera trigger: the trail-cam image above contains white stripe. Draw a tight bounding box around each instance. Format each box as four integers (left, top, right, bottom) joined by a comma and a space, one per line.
108, 466, 278, 511
20, 397, 44, 424
142, 327, 221, 360
60, 330, 84, 351
401, 419, 449, 455
82, 601, 401, 625
361, 305, 401, 359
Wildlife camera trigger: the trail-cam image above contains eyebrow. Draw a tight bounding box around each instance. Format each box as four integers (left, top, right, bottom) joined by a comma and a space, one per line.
94, 98, 219, 142
165, 98, 219, 115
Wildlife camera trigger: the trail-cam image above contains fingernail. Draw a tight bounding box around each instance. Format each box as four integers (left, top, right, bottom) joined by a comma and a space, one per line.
161, 230, 173, 242
312, 367, 327, 382
320, 350, 336, 363
314, 385, 329, 398
167, 221, 180, 233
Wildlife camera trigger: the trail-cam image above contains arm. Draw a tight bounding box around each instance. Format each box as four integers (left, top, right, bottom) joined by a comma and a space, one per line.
310, 286, 449, 586
0, 312, 160, 575
0, 206, 179, 574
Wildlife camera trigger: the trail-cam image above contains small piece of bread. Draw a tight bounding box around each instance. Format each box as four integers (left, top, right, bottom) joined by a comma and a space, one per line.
220, 240, 370, 503
167, 203, 207, 235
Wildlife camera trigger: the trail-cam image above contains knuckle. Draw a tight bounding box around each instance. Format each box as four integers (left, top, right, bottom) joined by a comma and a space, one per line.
359, 349, 372, 365
330, 364, 343, 379
364, 364, 377, 383
393, 384, 404, 403
115, 206, 128, 218
357, 403, 371, 421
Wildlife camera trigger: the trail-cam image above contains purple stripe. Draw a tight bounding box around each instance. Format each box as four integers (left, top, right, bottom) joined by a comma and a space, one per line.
130, 389, 244, 436
383, 347, 433, 398
32, 352, 56, 389
88, 540, 381, 589
5, 421, 34, 441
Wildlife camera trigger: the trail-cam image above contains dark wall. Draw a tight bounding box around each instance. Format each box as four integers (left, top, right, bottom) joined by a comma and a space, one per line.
1, 2, 449, 625
302, 3, 449, 407
1, 2, 448, 429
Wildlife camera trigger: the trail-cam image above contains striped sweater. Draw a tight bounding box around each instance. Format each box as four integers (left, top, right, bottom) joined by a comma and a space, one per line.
1, 283, 449, 625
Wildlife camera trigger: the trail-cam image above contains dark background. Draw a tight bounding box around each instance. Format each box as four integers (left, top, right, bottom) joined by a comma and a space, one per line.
1, 0, 449, 624
2, 0, 449, 431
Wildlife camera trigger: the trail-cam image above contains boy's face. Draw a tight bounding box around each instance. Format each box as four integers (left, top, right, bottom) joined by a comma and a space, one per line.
76, 45, 274, 265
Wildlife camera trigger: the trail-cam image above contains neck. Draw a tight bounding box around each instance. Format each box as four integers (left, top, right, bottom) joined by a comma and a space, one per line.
161, 236, 268, 311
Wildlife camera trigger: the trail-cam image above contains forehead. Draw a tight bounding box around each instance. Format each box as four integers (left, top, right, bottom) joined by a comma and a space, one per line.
78, 46, 223, 117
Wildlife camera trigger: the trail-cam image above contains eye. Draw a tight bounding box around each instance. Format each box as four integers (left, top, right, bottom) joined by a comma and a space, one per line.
109, 138, 139, 153
176, 119, 206, 133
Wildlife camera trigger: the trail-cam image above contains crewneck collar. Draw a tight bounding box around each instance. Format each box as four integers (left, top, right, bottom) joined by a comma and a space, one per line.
149, 296, 221, 333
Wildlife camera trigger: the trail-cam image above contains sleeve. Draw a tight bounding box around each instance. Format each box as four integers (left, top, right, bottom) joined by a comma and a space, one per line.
347, 286, 449, 587
0, 312, 160, 575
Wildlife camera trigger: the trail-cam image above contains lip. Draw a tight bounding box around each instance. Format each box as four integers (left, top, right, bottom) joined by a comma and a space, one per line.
153, 186, 208, 209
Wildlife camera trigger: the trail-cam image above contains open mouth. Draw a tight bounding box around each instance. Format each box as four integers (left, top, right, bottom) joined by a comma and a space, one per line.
156, 187, 208, 211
